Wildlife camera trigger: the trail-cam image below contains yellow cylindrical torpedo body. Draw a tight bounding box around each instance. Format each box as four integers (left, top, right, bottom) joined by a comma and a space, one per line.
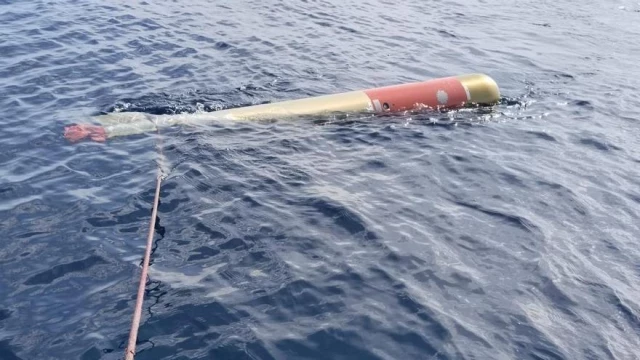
64, 73, 500, 142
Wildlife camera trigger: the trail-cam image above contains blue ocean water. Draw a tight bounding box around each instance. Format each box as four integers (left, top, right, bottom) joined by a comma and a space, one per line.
1, 0, 640, 359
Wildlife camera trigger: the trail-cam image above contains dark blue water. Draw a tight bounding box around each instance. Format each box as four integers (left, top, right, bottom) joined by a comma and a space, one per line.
2, 1, 640, 359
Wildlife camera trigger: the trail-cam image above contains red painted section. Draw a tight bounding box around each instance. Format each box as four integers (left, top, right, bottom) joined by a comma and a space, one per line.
363, 76, 468, 112
64, 124, 107, 143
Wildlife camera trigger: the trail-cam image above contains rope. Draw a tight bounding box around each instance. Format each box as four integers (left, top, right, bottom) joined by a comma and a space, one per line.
124, 173, 161, 360
125, 131, 166, 360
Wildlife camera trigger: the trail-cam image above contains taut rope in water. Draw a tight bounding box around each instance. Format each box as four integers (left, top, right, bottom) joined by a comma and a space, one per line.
125, 173, 161, 360
125, 132, 165, 360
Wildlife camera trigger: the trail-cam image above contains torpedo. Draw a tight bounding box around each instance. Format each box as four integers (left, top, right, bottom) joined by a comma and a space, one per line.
64, 73, 500, 142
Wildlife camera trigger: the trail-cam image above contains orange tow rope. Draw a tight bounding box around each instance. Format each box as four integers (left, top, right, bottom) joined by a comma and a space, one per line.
125, 173, 161, 360
125, 133, 165, 360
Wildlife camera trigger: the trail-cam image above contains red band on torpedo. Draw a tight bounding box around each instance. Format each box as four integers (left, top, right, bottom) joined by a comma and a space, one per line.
363, 76, 468, 113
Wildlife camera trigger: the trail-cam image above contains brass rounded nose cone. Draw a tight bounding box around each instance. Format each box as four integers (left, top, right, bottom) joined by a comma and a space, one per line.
456, 73, 501, 105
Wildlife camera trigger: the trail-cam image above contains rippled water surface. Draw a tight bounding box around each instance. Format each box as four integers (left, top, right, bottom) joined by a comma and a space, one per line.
2, 0, 640, 359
